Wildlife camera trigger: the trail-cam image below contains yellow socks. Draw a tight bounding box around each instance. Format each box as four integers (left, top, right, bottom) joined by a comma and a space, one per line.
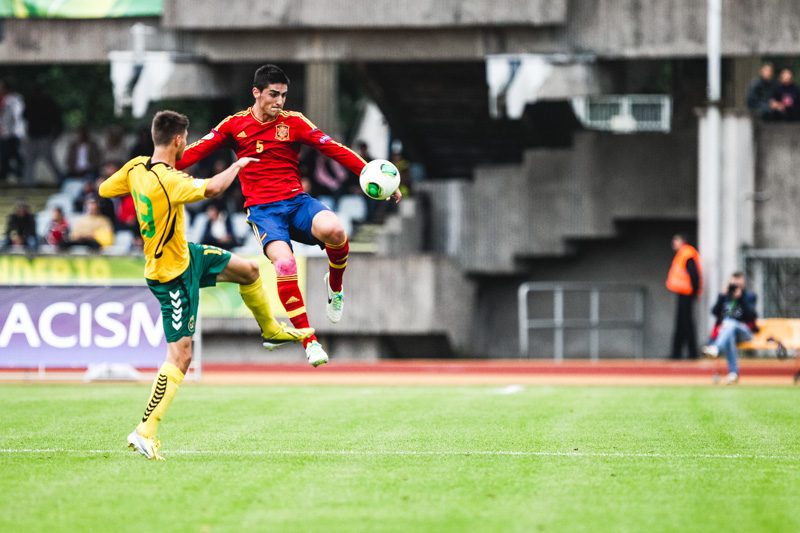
239, 276, 281, 338
136, 362, 184, 439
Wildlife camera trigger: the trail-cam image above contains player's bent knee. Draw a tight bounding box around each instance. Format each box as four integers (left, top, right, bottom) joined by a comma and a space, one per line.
327, 226, 347, 245
274, 257, 297, 276
317, 223, 346, 245
245, 260, 260, 284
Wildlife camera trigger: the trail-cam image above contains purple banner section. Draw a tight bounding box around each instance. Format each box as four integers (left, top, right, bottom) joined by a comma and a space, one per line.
0, 286, 166, 368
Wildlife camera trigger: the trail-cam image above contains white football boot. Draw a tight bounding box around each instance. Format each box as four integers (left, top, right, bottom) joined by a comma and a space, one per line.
324, 272, 344, 324
305, 340, 329, 368
127, 430, 164, 460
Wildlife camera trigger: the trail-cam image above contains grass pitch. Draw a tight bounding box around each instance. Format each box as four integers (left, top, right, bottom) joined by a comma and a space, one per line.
1, 384, 799, 532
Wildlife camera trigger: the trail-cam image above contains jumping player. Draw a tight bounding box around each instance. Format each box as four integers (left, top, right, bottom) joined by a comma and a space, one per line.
176, 64, 401, 367
99, 110, 313, 460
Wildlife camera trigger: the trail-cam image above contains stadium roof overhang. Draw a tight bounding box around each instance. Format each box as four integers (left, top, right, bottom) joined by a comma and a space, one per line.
486, 54, 611, 119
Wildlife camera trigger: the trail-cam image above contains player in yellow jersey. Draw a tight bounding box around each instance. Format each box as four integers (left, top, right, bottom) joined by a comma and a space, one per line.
99, 110, 314, 460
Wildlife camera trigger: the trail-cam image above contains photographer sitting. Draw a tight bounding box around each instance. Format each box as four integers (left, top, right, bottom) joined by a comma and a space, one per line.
702, 272, 758, 384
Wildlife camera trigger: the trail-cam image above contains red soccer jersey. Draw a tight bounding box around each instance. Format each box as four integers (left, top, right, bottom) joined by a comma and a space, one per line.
176, 108, 367, 206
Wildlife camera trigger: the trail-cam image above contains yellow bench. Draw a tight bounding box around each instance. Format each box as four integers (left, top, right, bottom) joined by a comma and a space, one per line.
708, 318, 800, 384
737, 318, 800, 359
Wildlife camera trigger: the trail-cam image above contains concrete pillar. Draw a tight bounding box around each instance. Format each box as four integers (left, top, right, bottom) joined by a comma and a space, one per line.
698, 107, 722, 335
698, 110, 756, 331
305, 62, 340, 136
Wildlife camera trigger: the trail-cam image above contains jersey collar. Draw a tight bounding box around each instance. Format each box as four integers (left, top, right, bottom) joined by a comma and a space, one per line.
249, 106, 281, 125
147, 158, 173, 171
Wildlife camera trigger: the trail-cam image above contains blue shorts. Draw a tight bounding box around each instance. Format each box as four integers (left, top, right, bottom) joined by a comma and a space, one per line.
245, 193, 330, 250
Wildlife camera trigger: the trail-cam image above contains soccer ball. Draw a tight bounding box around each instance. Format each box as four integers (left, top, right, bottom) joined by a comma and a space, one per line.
359, 159, 400, 200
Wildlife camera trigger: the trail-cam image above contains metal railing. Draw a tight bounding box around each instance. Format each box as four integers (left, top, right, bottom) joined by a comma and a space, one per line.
743, 249, 800, 319
571, 95, 672, 133
518, 282, 647, 360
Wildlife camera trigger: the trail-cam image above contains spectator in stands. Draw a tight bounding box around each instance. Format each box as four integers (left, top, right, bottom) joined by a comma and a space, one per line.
747, 63, 776, 119
65, 126, 101, 179
200, 202, 238, 250
129, 125, 154, 159
390, 145, 412, 197
3, 198, 37, 251
75, 162, 117, 224
95, 175, 119, 227
702, 272, 758, 384
45, 206, 70, 250
340, 140, 368, 195
666, 233, 702, 359
768, 68, 800, 121
213, 157, 246, 215
115, 188, 142, 250
23, 84, 64, 185
0, 79, 27, 183
67, 196, 114, 251
102, 125, 130, 165
185, 158, 223, 223
355, 140, 373, 163
312, 151, 350, 209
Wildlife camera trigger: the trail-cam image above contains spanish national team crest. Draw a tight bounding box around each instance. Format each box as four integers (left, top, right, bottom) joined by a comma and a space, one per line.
275, 123, 290, 141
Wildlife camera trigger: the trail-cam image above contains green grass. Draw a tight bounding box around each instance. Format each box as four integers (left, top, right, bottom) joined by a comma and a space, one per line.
1, 384, 799, 532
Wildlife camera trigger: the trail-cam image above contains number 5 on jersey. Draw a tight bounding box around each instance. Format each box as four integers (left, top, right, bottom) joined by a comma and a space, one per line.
256, 140, 264, 153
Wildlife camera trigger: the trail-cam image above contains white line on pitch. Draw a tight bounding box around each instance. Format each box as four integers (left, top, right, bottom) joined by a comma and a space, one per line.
494, 384, 525, 395
0, 449, 798, 461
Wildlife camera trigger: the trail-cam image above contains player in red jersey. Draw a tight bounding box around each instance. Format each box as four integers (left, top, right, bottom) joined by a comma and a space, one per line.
177, 64, 401, 366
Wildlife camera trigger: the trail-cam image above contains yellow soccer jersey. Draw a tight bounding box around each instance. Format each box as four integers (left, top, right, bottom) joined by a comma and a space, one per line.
99, 156, 208, 282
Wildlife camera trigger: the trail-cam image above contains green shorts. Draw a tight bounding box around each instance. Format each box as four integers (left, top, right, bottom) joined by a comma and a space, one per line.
147, 243, 232, 343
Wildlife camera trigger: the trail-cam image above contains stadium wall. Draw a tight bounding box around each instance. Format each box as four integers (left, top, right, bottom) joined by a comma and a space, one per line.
162, 0, 568, 29
4, 1, 800, 63
754, 123, 800, 249
203, 255, 476, 360
472, 221, 695, 359
420, 129, 698, 274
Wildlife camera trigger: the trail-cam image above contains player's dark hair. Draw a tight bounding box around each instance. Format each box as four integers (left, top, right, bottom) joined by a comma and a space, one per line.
253, 64, 290, 90
151, 110, 189, 147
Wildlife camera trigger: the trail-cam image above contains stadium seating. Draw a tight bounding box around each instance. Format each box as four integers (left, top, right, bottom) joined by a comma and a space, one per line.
45, 193, 76, 214
338, 195, 367, 222
60, 178, 85, 201
28, 180, 383, 257
317, 195, 335, 209
230, 212, 252, 242
186, 212, 208, 243
103, 230, 133, 255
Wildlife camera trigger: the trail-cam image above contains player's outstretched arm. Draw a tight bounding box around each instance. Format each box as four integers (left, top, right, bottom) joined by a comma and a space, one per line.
176, 129, 228, 170
204, 157, 259, 198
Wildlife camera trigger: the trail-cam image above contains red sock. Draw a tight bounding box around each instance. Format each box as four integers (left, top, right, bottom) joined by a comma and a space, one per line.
325, 238, 349, 292
276, 274, 317, 348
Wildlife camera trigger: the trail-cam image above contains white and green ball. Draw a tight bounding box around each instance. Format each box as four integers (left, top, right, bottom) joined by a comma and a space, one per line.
359, 159, 400, 200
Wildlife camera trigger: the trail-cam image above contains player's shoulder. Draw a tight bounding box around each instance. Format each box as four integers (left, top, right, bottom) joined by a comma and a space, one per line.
214, 108, 253, 131
282, 110, 317, 129
123, 156, 150, 173
158, 163, 193, 182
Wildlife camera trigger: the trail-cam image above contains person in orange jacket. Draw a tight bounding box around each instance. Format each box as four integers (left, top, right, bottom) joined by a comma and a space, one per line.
666, 234, 703, 359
